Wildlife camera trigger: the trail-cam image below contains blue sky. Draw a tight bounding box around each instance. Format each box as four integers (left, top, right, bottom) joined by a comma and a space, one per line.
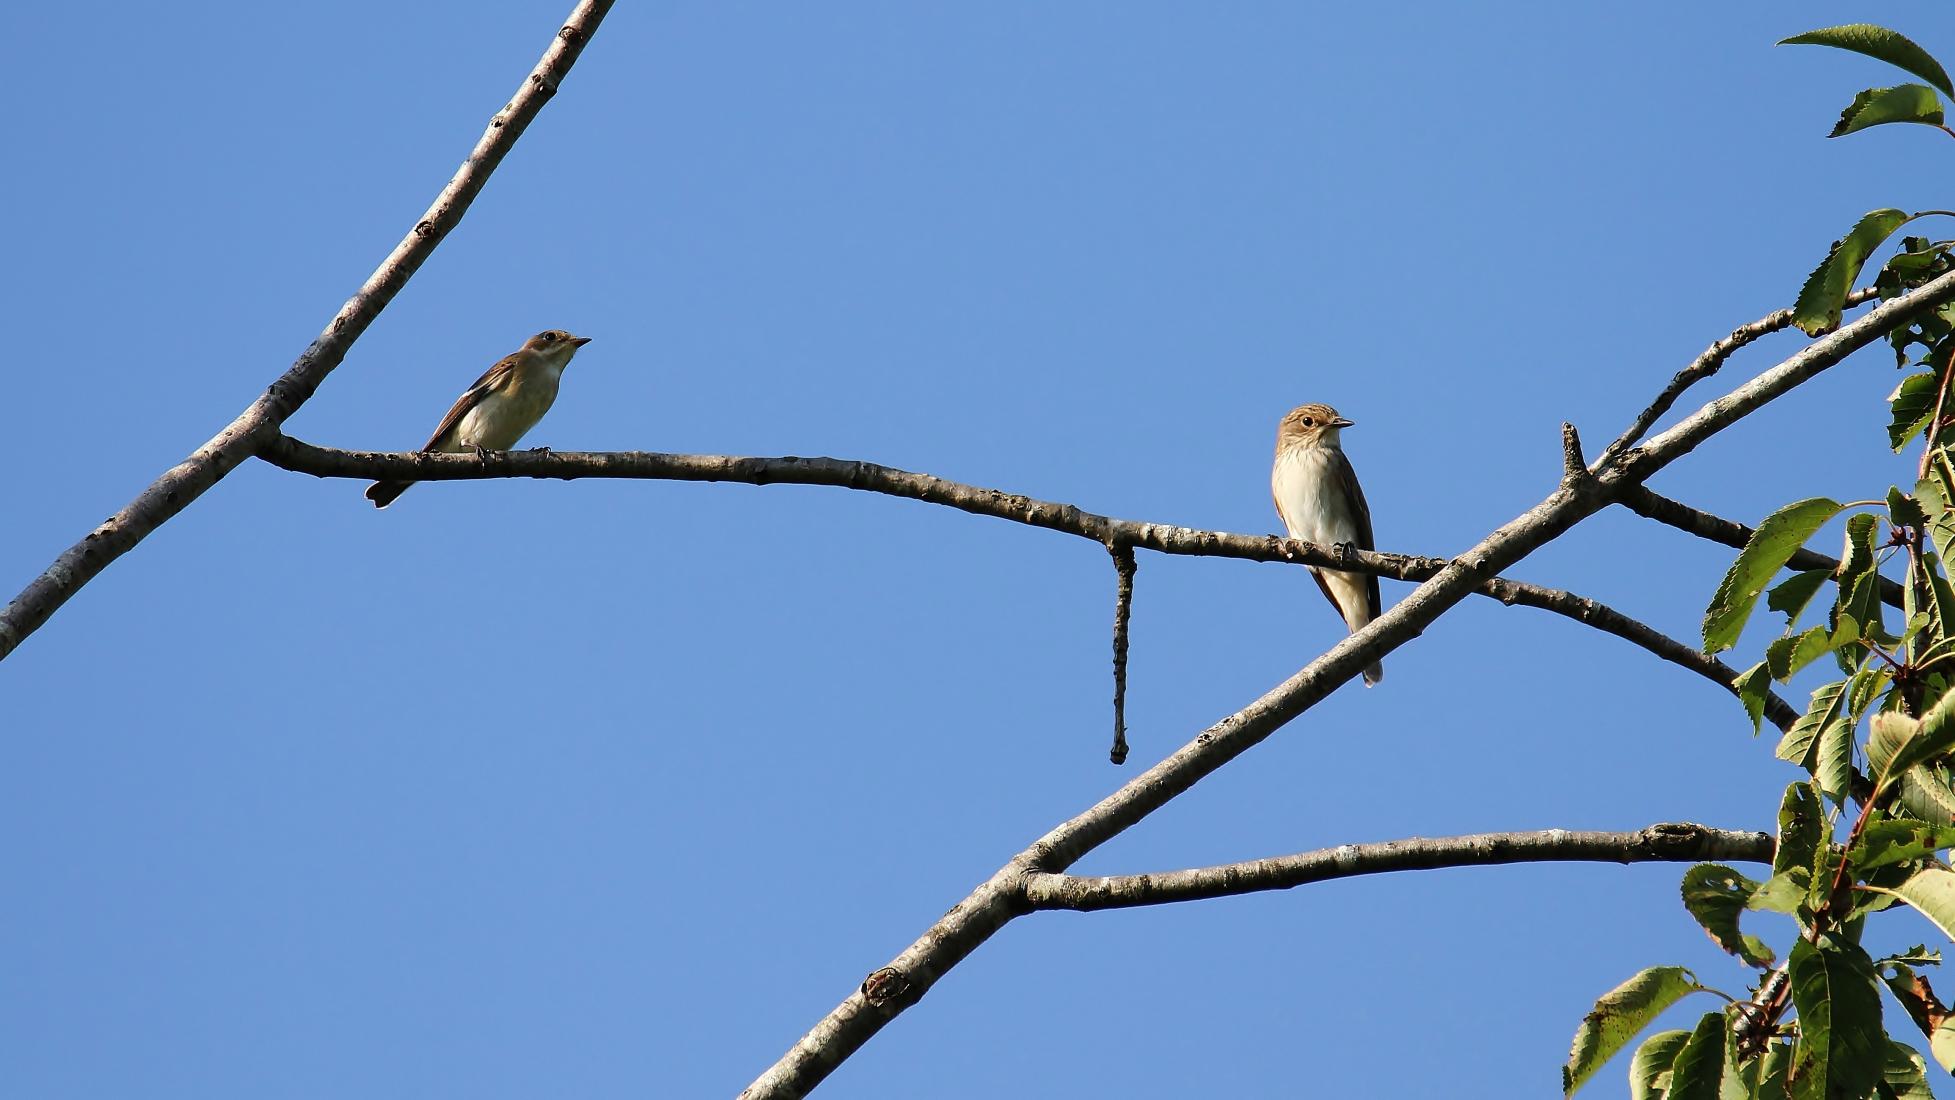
7, 3, 1955, 1096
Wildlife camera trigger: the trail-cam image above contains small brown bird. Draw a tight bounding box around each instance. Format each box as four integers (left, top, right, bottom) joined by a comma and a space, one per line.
1271, 402, 1382, 685
366, 330, 592, 508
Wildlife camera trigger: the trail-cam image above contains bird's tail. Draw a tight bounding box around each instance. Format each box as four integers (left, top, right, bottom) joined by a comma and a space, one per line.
1317, 567, 1384, 687
365, 480, 413, 508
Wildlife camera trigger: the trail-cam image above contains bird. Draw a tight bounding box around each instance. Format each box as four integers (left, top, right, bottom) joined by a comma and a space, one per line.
1271, 402, 1382, 686
365, 329, 592, 508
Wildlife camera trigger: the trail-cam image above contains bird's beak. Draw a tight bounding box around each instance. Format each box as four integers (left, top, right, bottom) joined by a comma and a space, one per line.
570, 336, 593, 347
1332, 416, 1355, 428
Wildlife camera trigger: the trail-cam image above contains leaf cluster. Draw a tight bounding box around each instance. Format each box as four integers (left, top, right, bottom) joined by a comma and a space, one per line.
1568, 25, 1955, 1100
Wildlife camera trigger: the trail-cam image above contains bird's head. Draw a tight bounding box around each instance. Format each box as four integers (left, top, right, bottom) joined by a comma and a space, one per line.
525, 329, 593, 365
1277, 402, 1354, 451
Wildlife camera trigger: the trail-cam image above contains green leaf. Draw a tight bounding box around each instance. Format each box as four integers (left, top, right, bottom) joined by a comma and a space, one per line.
1776, 781, 1825, 877
1564, 966, 1706, 1096
1891, 373, 1942, 451
1924, 554, 1955, 646
1848, 666, 1895, 725
1750, 866, 1814, 915
1705, 499, 1845, 652
1628, 1029, 1691, 1100
1921, 470, 1955, 556
1883, 1041, 1934, 1100
1892, 867, 1955, 941
1933, 1021, 1955, 1075
1897, 765, 1955, 823
1892, 486, 1931, 531
1871, 712, 1927, 782
1794, 210, 1912, 336
1778, 680, 1850, 767
1830, 83, 1946, 137
1781, 25, 1955, 98
1787, 934, 1885, 1100
1663, 1011, 1734, 1100
1883, 960, 1936, 1037
1817, 711, 1857, 805
1735, 661, 1772, 733
1768, 626, 1837, 683
1874, 689, 1955, 790
1680, 864, 1776, 966
1851, 818, 1955, 872
1839, 512, 1882, 589
1770, 569, 1835, 626
1758, 1041, 1794, 1099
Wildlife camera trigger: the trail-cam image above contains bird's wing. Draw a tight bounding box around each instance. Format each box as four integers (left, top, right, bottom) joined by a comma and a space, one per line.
1331, 447, 1381, 621
419, 355, 517, 451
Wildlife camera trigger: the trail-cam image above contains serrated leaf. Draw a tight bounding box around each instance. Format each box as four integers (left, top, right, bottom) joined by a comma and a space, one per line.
1849, 666, 1895, 724
1706, 499, 1845, 652
1778, 680, 1850, 766
1852, 819, 1955, 872
1875, 690, 1955, 790
1883, 1041, 1934, 1100
1817, 710, 1857, 804
1893, 486, 1931, 531
1787, 934, 1886, 1100
1830, 83, 1946, 137
1680, 864, 1776, 966
1873, 712, 1928, 781
1899, 766, 1955, 823
1565, 966, 1706, 1096
1892, 867, 1955, 942
1892, 373, 1942, 451
1628, 1029, 1691, 1100
1663, 1011, 1735, 1100
1769, 626, 1838, 683
1776, 782, 1825, 877
1735, 661, 1772, 733
1925, 553, 1955, 647
1794, 210, 1913, 336
1922, 469, 1955, 555
1781, 25, 1955, 98
1770, 569, 1836, 625
1751, 866, 1814, 915
1840, 512, 1882, 588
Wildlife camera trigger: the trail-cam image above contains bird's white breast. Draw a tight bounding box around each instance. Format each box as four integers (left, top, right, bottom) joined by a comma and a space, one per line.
1272, 444, 1359, 546
454, 362, 563, 451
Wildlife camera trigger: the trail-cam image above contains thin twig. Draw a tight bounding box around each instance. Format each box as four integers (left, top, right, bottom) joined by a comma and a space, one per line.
1023, 823, 1773, 911
1108, 543, 1136, 766
0, 1, 617, 662
1619, 486, 1907, 610
1596, 287, 1880, 469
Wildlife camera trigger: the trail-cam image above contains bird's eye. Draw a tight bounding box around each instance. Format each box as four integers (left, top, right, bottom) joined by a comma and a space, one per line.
540, 331, 557, 342
1301, 417, 1314, 427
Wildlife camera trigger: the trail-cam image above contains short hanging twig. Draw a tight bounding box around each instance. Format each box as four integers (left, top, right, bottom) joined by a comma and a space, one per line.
1108, 543, 1137, 766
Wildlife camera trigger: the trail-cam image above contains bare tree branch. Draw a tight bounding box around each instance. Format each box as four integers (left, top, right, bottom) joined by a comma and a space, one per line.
736, 275, 1955, 1099
1596, 287, 1881, 469
1023, 823, 1774, 911
1108, 544, 1136, 765
0, 0, 616, 662
262, 435, 1793, 728
1619, 485, 1905, 609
